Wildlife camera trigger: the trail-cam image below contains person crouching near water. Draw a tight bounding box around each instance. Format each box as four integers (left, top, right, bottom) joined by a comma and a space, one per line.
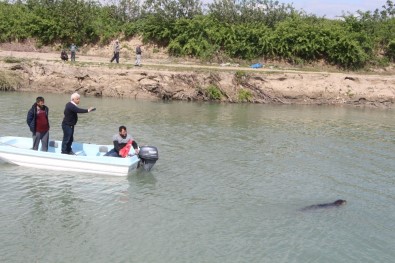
104, 126, 139, 157
26, 96, 50, 151
61, 49, 68, 61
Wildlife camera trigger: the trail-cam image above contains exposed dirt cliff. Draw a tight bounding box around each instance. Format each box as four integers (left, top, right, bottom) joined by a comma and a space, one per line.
0, 41, 394, 109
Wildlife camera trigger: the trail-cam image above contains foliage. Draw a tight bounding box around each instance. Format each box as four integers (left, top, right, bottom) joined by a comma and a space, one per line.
142, 0, 202, 19
206, 84, 222, 100
140, 14, 175, 45
387, 40, 395, 61
234, 71, 249, 84
238, 88, 252, 102
112, 0, 141, 22
0, 0, 395, 69
222, 23, 269, 60
0, 71, 21, 91
208, 0, 298, 28
3, 56, 23, 63
168, 16, 222, 58
0, 2, 38, 42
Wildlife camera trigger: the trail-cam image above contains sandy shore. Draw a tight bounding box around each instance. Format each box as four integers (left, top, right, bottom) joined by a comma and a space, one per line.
1, 49, 394, 109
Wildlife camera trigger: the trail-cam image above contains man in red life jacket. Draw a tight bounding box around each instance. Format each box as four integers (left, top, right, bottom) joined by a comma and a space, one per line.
26, 96, 50, 151
104, 126, 139, 157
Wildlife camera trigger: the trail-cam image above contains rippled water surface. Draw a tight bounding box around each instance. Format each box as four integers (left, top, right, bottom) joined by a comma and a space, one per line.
0, 92, 394, 262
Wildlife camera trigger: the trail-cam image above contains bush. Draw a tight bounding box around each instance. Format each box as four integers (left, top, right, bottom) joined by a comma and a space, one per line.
386, 40, 395, 61
234, 71, 249, 84
327, 36, 368, 69
0, 71, 21, 91
238, 89, 252, 102
206, 85, 222, 100
3, 56, 23, 63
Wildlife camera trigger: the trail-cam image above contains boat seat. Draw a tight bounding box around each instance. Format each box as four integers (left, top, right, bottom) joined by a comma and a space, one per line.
49, 141, 58, 148
99, 146, 108, 152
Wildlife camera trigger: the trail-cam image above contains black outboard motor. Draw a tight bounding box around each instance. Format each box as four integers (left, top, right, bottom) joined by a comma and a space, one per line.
138, 146, 159, 171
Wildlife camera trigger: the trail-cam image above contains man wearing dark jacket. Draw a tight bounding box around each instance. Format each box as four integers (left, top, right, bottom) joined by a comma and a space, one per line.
26, 96, 50, 151
61, 93, 95, 154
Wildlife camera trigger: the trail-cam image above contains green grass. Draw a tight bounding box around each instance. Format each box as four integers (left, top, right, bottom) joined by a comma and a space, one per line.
206, 84, 222, 100
238, 88, 252, 102
3, 56, 24, 63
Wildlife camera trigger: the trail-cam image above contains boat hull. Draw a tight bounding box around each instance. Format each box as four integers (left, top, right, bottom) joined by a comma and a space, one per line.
0, 136, 141, 176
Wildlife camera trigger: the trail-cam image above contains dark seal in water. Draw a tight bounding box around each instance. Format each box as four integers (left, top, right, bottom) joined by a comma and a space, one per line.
301, 199, 347, 211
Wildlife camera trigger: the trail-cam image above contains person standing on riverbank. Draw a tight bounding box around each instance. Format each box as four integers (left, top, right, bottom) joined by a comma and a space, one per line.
135, 44, 142, 66
27, 96, 50, 151
61, 93, 95, 155
110, 40, 120, 63
70, 43, 77, 62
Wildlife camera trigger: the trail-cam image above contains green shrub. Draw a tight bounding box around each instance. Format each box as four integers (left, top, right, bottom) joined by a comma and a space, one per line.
386, 40, 395, 61
3, 56, 23, 63
234, 71, 249, 84
0, 71, 21, 91
327, 36, 368, 69
206, 85, 222, 100
238, 89, 252, 102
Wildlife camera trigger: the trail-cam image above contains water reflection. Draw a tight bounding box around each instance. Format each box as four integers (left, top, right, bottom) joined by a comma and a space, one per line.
128, 170, 157, 187
19, 172, 85, 230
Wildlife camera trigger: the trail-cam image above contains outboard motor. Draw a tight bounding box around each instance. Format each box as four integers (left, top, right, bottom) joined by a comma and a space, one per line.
138, 146, 159, 171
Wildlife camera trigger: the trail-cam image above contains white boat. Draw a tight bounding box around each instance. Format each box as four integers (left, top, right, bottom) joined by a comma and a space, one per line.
0, 136, 159, 176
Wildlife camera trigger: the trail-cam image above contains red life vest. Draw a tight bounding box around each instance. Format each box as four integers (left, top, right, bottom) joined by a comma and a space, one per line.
119, 140, 133, 158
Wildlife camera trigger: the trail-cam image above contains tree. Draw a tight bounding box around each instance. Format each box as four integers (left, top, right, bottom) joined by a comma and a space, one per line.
208, 0, 297, 27
107, 0, 141, 22
142, 0, 202, 19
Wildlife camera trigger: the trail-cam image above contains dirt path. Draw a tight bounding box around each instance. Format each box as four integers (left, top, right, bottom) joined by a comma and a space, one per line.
1, 49, 394, 108
0, 49, 344, 75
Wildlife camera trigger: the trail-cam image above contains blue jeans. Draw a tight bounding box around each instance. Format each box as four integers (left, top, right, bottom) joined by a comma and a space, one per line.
104, 149, 120, 157
61, 124, 74, 154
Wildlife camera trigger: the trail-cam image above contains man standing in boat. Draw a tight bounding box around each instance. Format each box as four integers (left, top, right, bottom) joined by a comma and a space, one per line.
26, 96, 50, 151
104, 126, 139, 157
61, 93, 95, 155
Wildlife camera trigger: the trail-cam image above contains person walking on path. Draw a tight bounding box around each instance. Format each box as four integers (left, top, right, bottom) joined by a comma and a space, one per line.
135, 44, 142, 66
27, 96, 50, 151
110, 40, 120, 63
61, 93, 95, 155
70, 43, 78, 62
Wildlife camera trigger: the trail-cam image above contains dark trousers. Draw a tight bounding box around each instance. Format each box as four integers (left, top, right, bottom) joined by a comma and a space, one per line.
71, 51, 76, 62
110, 52, 119, 63
61, 124, 74, 154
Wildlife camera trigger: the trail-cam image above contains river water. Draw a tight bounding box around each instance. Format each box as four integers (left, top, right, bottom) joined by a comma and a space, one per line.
0, 92, 394, 262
